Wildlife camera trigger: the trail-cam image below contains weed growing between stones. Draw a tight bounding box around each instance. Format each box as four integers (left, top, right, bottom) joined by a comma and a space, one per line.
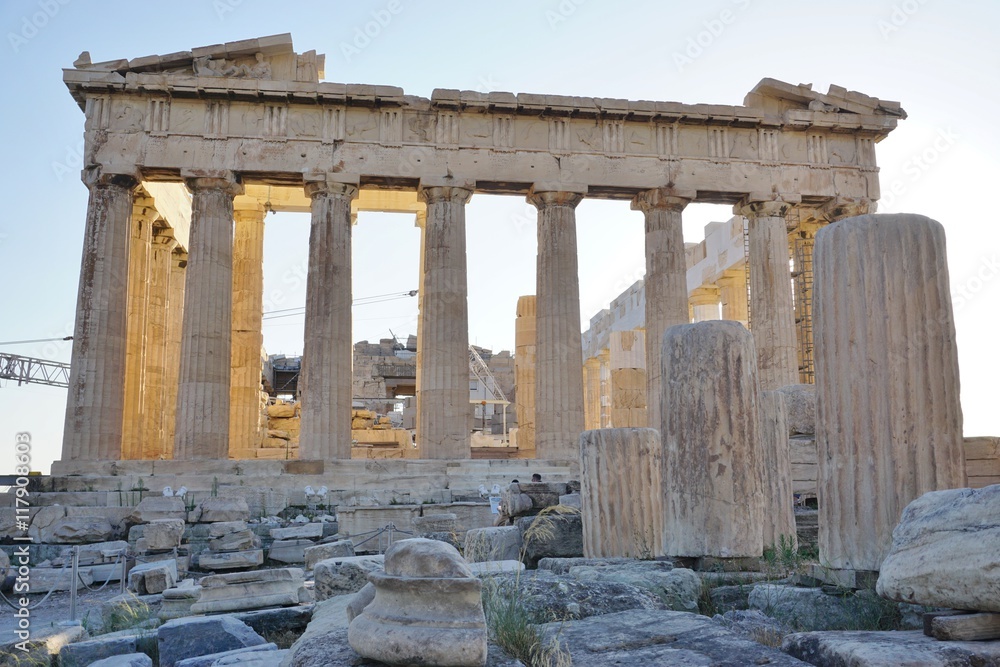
100, 593, 153, 634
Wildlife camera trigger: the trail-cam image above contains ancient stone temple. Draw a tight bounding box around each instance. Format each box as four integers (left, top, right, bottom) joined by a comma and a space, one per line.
57, 33, 903, 471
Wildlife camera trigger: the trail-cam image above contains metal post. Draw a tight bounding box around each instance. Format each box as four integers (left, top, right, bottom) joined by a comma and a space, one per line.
388, 523, 394, 549
70, 546, 79, 621
119, 549, 127, 595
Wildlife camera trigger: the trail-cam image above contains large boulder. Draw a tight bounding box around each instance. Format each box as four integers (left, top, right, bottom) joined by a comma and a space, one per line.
157, 616, 267, 667
877, 485, 1000, 612
776, 384, 816, 435
515, 512, 583, 567
465, 526, 523, 562
569, 563, 701, 612
59, 636, 141, 667
313, 555, 384, 600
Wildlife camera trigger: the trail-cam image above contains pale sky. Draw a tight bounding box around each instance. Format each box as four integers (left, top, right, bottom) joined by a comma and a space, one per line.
1, 0, 997, 474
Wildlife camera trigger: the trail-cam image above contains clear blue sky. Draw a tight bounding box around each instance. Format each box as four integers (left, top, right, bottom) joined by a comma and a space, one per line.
1, 0, 997, 473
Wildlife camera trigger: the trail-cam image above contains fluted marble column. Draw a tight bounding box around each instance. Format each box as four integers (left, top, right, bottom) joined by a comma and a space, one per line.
174, 172, 243, 460
121, 197, 155, 459
299, 175, 359, 460
717, 269, 748, 326
530, 188, 585, 461
416, 183, 473, 459
141, 229, 177, 459
582, 357, 602, 431
229, 203, 266, 459
737, 198, 799, 390
162, 247, 187, 459
689, 286, 721, 323
514, 295, 537, 456
632, 190, 691, 433
815, 213, 965, 571
760, 390, 796, 550
62, 167, 139, 461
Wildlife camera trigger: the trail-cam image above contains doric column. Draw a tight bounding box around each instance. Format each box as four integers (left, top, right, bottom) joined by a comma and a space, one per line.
416, 182, 473, 459
62, 167, 139, 461
736, 196, 800, 390
299, 174, 359, 460
598, 349, 611, 428
582, 357, 602, 431
689, 286, 721, 323
174, 171, 243, 460
161, 247, 187, 459
632, 189, 692, 432
229, 202, 267, 459
142, 228, 178, 459
514, 295, 537, 457
529, 187, 585, 461
121, 196, 155, 459
717, 269, 749, 326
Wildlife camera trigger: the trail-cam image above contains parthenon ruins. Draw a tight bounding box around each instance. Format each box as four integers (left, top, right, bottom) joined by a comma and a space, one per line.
57, 33, 902, 471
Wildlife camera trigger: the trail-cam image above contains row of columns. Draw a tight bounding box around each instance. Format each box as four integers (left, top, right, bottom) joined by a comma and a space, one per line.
60, 166, 846, 464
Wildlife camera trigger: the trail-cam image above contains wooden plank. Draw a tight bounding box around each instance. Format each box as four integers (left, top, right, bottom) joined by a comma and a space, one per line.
931, 612, 1000, 641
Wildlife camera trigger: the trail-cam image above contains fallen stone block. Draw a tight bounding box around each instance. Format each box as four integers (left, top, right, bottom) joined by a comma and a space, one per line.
267, 539, 313, 564
159, 582, 203, 620
516, 512, 583, 567
570, 564, 701, 612
88, 654, 153, 667
303, 539, 355, 569
782, 629, 1000, 666
877, 485, 1000, 613
157, 616, 267, 667
79, 540, 129, 565
174, 642, 276, 667
468, 560, 526, 576
313, 555, 384, 600
233, 605, 313, 637
464, 526, 523, 562
195, 497, 251, 523
210, 529, 260, 552
210, 521, 249, 537
128, 559, 177, 595
270, 523, 323, 540
49, 516, 115, 544
129, 497, 186, 524
749, 584, 896, 631
139, 519, 185, 551
198, 549, 263, 571
27, 505, 67, 542
413, 513, 458, 534
191, 568, 305, 614
29, 566, 91, 593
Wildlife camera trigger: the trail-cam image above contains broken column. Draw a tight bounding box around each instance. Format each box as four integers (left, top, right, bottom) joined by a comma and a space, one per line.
633, 189, 691, 432
737, 197, 800, 390
814, 213, 965, 572
229, 202, 266, 459
759, 390, 796, 550
660, 320, 765, 558
416, 182, 473, 459
514, 295, 537, 456
580, 428, 665, 558
62, 167, 139, 461
175, 171, 243, 460
530, 187, 586, 461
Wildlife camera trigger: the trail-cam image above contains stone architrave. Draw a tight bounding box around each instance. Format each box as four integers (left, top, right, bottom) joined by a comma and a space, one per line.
174, 171, 243, 460
736, 197, 800, 391
580, 428, 665, 559
529, 187, 586, 461
416, 182, 474, 459
632, 189, 691, 433
514, 295, 537, 456
299, 174, 359, 460
348, 538, 487, 667
122, 196, 155, 459
660, 321, 765, 558
229, 203, 266, 459
62, 167, 139, 461
759, 391, 796, 550
814, 213, 965, 572
142, 230, 178, 459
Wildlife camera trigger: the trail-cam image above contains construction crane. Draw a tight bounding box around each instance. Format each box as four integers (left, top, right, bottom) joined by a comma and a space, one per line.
468, 346, 508, 403
0, 352, 70, 388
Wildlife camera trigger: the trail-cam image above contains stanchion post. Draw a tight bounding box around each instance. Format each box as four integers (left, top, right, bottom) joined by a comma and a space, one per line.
70, 546, 79, 621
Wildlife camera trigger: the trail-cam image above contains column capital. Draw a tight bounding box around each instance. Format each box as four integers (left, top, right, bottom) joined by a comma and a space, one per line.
82, 165, 140, 190
303, 172, 360, 200
630, 188, 695, 213
736, 194, 801, 219
798, 196, 875, 224
152, 229, 179, 252
171, 247, 188, 268
527, 185, 586, 209
417, 182, 474, 205
689, 285, 720, 306
181, 169, 243, 196
234, 200, 267, 223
